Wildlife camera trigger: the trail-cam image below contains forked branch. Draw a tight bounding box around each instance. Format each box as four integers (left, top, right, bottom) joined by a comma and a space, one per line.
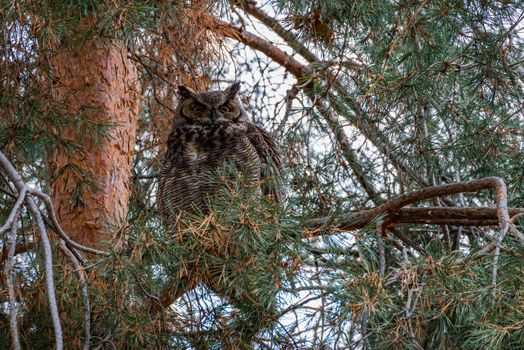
309, 177, 513, 235
0, 150, 109, 350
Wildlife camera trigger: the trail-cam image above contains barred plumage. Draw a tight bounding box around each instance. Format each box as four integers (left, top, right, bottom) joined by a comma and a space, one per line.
157, 83, 283, 221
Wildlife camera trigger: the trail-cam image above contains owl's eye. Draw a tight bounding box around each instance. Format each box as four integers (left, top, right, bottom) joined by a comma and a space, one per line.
219, 104, 232, 113
192, 104, 205, 113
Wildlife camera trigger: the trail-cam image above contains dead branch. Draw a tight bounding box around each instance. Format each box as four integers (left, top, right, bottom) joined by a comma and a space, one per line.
0, 150, 64, 350
309, 177, 513, 234
203, 15, 306, 77
29, 199, 64, 348
509, 212, 524, 242
393, 207, 524, 226
489, 177, 509, 287
0, 187, 26, 235
376, 225, 386, 277
27, 188, 111, 257
510, 212, 524, 224
6, 206, 22, 350
1, 184, 31, 349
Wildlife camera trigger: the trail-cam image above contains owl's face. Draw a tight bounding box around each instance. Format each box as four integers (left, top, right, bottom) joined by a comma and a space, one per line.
176, 83, 245, 126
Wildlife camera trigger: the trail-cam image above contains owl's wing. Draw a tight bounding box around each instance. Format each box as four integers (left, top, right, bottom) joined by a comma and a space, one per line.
245, 122, 284, 204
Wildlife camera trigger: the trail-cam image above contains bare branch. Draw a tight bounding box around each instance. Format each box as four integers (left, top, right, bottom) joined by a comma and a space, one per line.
490, 178, 509, 288
310, 177, 511, 234
0, 187, 26, 235
376, 225, 385, 277
0, 150, 63, 350
28, 188, 111, 257
26, 197, 64, 350
393, 207, 524, 226
204, 15, 306, 77
509, 212, 524, 242
510, 212, 524, 224
6, 208, 22, 350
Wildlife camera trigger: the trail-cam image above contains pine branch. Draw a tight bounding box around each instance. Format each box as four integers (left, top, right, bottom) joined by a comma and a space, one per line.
309, 176, 520, 285
204, 15, 305, 76
234, 0, 320, 63
205, 11, 463, 205
228, 2, 423, 189
204, 14, 380, 202
210, 8, 501, 216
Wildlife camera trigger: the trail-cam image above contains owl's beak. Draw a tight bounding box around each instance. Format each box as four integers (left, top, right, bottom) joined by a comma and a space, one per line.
210, 108, 218, 125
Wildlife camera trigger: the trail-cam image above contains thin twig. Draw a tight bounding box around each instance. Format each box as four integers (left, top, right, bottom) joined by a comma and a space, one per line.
360, 309, 370, 350
0, 187, 27, 234
490, 178, 510, 287
0, 152, 109, 257
132, 270, 164, 312
28, 188, 111, 257
0, 185, 17, 199
509, 212, 524, 242
376, 225, 386, 278
492, 244, 502, 288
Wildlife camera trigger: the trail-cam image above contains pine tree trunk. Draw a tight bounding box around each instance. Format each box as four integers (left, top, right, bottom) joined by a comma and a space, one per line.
47, 40, 140, 249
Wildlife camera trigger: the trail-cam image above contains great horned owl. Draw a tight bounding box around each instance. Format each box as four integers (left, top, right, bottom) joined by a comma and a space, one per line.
155, 83, 284, 344
157, 83, 283, 219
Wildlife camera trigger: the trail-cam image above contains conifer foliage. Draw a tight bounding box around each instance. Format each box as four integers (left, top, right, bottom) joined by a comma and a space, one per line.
1, 1, 524, 349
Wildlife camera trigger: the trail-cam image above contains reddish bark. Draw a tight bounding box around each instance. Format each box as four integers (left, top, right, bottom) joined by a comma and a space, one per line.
47, 40, 140, 249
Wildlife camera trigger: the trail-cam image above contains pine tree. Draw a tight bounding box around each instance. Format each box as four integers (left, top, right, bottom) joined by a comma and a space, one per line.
1, 1, 524, 349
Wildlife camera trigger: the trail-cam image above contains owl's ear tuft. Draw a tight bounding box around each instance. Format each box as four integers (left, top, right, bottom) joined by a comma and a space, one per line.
178, 85, 196, 99
224, 82, 241, 100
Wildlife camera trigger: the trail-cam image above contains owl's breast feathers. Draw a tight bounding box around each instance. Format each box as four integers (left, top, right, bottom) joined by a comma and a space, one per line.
158, 121, 283, 217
